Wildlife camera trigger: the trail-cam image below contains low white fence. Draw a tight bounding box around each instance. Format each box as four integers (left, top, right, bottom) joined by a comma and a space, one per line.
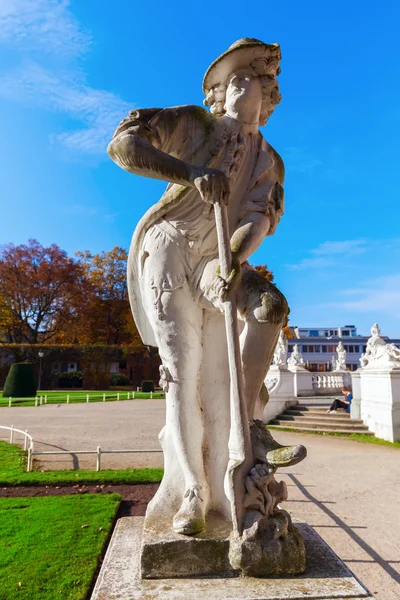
0, 425, 33, 452
1, 390, 161, 408
0, 425, 162, 473
30, 447, 163, 472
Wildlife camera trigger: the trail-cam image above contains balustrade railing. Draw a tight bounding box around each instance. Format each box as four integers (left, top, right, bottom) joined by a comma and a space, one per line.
312, 373, 344, 390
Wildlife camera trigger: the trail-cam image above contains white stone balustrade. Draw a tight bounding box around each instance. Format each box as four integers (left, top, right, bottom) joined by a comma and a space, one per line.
312, 373, 344, 390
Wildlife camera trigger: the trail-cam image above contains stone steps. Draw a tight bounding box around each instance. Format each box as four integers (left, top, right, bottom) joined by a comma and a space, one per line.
268, 424, 374, 435
269, 418, 370, 431
276, 414, 364, 426
269, 400, 374, 436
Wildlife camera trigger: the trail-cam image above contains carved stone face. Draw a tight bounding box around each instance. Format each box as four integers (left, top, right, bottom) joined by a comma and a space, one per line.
224, 69, 262, 123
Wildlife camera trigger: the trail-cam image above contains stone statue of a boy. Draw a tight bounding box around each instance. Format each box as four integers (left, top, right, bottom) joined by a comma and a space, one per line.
108, 39, 295, 542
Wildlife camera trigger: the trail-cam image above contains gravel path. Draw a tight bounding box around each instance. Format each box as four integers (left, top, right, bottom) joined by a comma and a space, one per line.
1, 400, 399, 598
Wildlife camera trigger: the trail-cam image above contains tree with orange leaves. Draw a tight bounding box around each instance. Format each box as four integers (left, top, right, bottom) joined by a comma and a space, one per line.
0, 239, 86, 344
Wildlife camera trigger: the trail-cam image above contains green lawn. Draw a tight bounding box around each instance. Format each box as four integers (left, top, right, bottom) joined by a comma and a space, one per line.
0, 389, 165, 407
0, 494, 120, 600
267, 425, 400, 447
0, 440, 163, 486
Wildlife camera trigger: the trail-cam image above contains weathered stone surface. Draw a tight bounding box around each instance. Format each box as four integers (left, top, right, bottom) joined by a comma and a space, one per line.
91, 517, 375, 600
229, 509, 306, 577
141, 513, 233, 578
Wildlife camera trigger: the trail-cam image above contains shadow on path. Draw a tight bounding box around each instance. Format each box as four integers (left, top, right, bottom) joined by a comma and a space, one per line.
289, 474, 400, 586
34, 439, 80, 470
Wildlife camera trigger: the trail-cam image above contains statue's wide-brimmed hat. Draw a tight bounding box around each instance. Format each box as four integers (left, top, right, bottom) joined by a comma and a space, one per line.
202, 38, 281, 95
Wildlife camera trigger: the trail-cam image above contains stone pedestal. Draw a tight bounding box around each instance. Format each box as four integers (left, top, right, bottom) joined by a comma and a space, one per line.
289, 366, 314, 397
263, 366, 297, 423
359, 368, 400, 442
350, 370, 361, 419
91, 517, 375, 600
140, 513, 232, 578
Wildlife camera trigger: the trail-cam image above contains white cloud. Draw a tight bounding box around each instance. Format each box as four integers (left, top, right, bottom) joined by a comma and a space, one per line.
311, 240, 367, 256
0, 1, 130, 154
328, 274, 400, 317
0, 0, 91, 57
285, 239, 367, 270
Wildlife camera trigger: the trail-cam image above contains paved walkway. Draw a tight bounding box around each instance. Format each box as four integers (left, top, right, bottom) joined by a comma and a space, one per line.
1, 400, 399, 599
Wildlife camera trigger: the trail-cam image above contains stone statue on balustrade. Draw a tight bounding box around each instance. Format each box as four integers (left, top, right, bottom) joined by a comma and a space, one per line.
332, 341, 347, 371
359, 323, 400, 370
287, 343, 305, 370
272, 329, 288, 367
108, 38, 306, 578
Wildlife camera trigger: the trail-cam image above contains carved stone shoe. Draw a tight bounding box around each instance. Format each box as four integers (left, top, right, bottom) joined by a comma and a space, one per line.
250, 419, 307, 469
173, 485, 205, 536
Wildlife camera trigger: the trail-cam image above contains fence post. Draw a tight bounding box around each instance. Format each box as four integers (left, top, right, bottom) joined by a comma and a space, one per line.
45, 395, 47, 404
66, 395, 70, 404
35, 396, 38, 407
117, 393, 120, 401
96, 446, 102, 471
24, 431, 28, 451
27, 447, 32, 472
103, 393, 106, 402
132, 391, 135, 399
86, 394, 89, 403
10, 425, 14, 444
150, 391, 153, 399
8, 397, 12, 408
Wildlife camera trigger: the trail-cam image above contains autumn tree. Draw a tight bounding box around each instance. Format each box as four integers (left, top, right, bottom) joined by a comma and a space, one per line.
74, 246, 141, 345
254, 264, 274, 282
0, 239, 86, 344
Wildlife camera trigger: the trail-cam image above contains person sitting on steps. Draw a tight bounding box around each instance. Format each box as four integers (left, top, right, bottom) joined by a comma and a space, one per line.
327, 386, 353, 414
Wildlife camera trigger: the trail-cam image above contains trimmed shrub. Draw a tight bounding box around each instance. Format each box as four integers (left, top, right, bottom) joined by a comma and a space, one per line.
3, 363, 37, 398
141, 380, 154, 393
110, 373, 131, 386
58, 371, 83, 389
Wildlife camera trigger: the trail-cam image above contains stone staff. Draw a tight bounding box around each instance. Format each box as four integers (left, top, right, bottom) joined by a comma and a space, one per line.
214, 198, 253, 535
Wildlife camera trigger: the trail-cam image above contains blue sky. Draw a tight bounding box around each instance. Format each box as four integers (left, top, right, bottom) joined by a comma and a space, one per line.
1, 0, 400, 336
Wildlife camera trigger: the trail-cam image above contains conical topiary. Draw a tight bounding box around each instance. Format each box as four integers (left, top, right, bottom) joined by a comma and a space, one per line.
3, 363, 37, 398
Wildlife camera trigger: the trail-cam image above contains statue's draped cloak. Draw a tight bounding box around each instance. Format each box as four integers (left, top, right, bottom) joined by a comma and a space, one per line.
124, 106, 284, 521
127, 105, 284, 348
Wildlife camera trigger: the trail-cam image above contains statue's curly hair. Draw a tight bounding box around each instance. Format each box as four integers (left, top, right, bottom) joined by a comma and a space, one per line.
203, 69, 281, 126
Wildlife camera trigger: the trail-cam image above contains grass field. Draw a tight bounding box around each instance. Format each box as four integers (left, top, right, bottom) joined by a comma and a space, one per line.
0, 494, 120, 600
0, 389, 165, 407
0, 440, 164, 486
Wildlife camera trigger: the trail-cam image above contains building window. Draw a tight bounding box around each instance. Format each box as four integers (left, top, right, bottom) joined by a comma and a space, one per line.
342, 330, 350, 336
322, 345, 327, 353
314, 345, 321, 352
119, 360, 127, 369
302, 345, 307, 352
328, 345, 335, 353
344, 345, 348, 351
308, 345, 314, 353
309, 330, 319, 337
363, 345, 367, 353
288, 345, 293, 353
354, 346, 360, 353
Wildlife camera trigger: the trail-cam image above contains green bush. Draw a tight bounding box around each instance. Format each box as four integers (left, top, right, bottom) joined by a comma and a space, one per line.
3, 363, 37, 398
110, 373, 131, 386
58, 370, 83, 388
141, 380, 154, 393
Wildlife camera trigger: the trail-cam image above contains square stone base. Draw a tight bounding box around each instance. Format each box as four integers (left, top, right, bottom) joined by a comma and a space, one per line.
91, 517, 375, 600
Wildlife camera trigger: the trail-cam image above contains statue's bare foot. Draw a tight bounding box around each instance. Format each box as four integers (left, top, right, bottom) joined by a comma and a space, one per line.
173, 485, 205, 536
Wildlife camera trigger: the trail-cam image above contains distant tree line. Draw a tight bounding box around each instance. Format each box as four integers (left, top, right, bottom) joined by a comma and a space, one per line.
0, 239, 274, 347
0, 239, 141, 346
